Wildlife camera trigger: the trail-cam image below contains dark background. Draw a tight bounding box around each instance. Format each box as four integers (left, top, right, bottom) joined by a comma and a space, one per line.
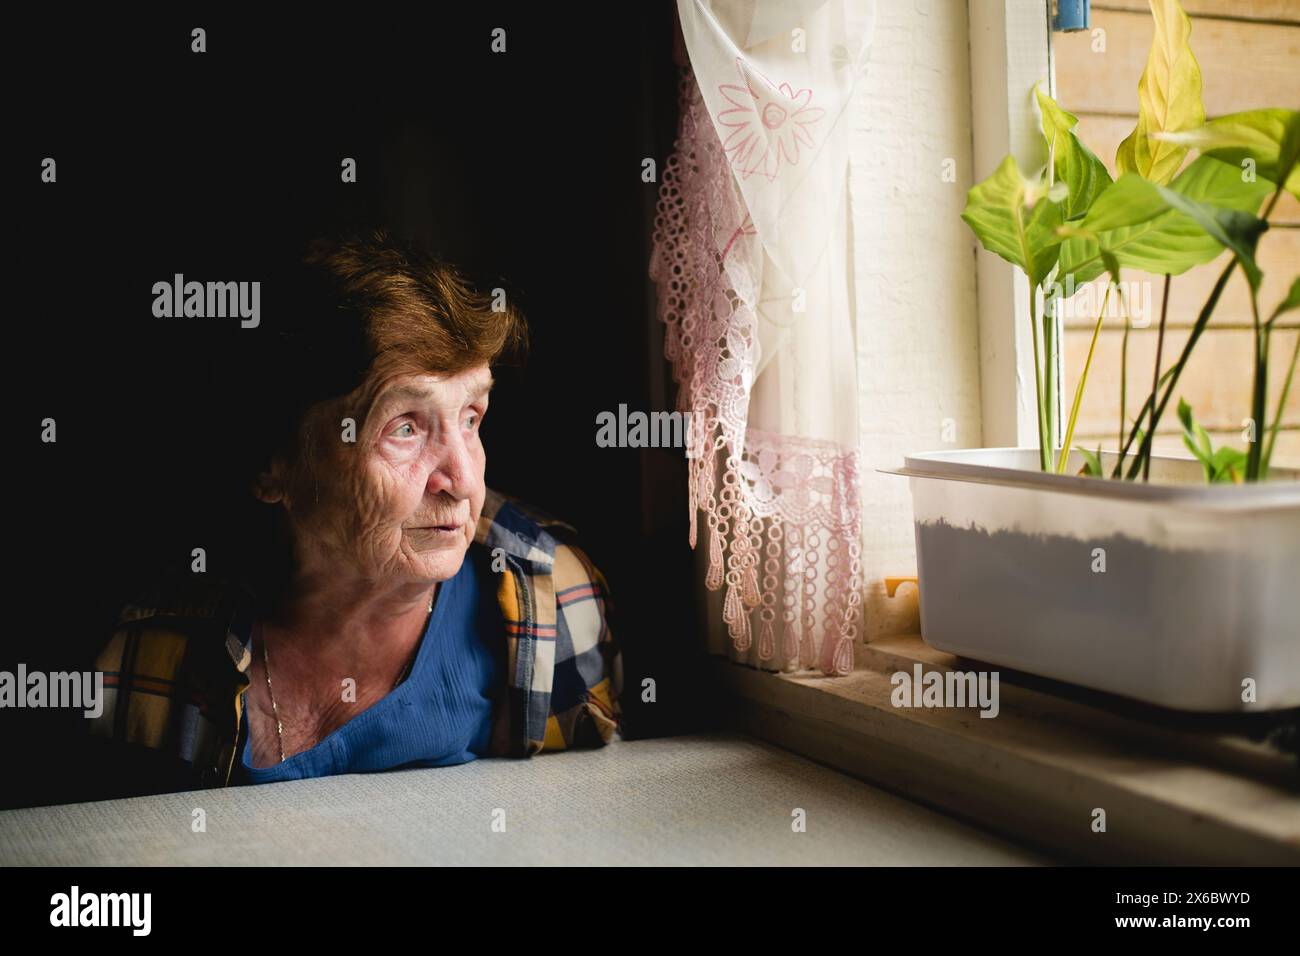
6, 6, 716, 808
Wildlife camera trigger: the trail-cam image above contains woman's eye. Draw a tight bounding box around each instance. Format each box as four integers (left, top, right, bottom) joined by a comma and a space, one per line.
392, 422, 417, 438
464, 414, 480, 430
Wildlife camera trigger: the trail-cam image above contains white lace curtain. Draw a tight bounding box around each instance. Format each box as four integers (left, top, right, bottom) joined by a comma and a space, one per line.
651, 0, 876, 675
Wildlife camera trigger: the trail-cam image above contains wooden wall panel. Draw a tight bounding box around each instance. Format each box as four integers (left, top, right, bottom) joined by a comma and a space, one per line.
1053, 0, 1300, 467
1055, 11, 1299, 117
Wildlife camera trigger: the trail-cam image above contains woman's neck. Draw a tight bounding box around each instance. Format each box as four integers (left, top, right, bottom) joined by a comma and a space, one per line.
260, 572, 438, 696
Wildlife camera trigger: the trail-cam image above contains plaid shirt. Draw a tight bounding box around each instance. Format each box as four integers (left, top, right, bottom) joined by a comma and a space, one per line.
88, 489, 623, 789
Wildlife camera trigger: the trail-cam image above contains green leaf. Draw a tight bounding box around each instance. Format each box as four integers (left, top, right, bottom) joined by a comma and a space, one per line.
1036, 85, 1113, 221
1268, 276, 1300, 325
1076, 446, 1104, 478
961, 155, 1064, 289
1065, 174, 1171, 233
1178, 398, 1246, 483
1208, 446, 1247, 483
1115, 0, 1205, 185
1058, 156, 1269, 285
1193, 422, 1213, 461
1154, 109, 1300, 200
1177, 396, 1207, 455
1150, 181, 1267, 290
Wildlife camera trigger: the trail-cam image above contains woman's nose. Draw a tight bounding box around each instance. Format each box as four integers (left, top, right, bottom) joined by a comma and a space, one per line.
425, 429, 479, 498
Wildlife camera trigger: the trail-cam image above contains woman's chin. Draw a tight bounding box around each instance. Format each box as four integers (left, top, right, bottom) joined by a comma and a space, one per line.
409, 542, 469, 581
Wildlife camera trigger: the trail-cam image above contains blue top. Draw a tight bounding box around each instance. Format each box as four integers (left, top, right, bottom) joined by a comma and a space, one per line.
235, 548, 503, 784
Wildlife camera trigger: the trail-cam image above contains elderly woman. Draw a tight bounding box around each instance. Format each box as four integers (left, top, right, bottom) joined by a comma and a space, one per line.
88, 231, 622, 792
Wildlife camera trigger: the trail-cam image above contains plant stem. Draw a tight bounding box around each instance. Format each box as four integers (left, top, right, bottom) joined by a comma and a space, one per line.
1115, 179, 1285, 481
1261, 183, 1285, 221
1118, 287, 1131, 476
1120, 256, 1237, 480
1247, 283, 1267, 481
1255, 182, 1296, 478
1242, 179, 1291, 480
1044, 294, 1060, 465
1143, 275, 1172, 482
1262, 331, 1299, 475
1058, 286, 1111, 474
1029, 286, 1051, 471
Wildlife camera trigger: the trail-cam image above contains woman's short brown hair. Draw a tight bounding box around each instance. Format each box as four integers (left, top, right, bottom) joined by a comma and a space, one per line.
302, 229, 528, 381
249, 229, 527, 469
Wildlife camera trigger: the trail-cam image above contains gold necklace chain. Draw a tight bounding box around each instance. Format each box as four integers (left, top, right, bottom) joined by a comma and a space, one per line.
258, 591, 433, 764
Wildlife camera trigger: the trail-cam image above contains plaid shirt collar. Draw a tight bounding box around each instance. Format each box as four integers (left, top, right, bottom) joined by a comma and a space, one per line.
181, 488, 564, 676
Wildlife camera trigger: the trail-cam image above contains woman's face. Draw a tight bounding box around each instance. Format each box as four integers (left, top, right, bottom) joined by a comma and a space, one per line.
271, 363, 493, 589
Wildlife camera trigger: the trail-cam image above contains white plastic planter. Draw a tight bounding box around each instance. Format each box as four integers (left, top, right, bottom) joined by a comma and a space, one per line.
896, 448, 1300, 712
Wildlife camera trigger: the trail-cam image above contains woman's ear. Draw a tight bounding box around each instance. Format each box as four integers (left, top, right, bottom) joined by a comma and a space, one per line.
251, 460, 285, 504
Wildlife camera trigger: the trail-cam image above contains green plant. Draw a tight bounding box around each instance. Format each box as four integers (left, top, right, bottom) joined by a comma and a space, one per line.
960, 0, 1299, 482
1076, 445, 1104, 478
1177, 398, 1247, 483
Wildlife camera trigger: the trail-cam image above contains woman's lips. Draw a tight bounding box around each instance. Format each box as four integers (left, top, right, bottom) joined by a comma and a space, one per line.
404, 523, 463, 549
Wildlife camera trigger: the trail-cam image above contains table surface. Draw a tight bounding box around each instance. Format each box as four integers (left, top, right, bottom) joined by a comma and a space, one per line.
0, 731, 1048, 865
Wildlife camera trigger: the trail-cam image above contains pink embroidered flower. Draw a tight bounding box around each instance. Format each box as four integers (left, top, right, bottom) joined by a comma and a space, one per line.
713, 326, 753, 388
776, 452, 835, 514
719, 213, 757, 264
738, 448, 834, 514
716, 59, 825, 181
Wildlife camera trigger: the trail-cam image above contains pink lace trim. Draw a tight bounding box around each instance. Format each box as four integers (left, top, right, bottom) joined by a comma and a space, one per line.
650, 70, 863, 676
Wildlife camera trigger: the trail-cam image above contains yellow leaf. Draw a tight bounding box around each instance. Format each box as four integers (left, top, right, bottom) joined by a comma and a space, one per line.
1115, 0, 1205, 185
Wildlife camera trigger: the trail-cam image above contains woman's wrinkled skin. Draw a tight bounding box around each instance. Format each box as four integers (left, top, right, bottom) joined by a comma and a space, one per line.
243, 362, 493, 766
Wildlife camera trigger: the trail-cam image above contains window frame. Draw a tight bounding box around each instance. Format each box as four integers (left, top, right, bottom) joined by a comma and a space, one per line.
967, 0, 1056, 448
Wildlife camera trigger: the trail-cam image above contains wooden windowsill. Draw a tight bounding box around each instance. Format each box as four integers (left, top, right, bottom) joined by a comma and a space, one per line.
708, 633, 1300, 865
